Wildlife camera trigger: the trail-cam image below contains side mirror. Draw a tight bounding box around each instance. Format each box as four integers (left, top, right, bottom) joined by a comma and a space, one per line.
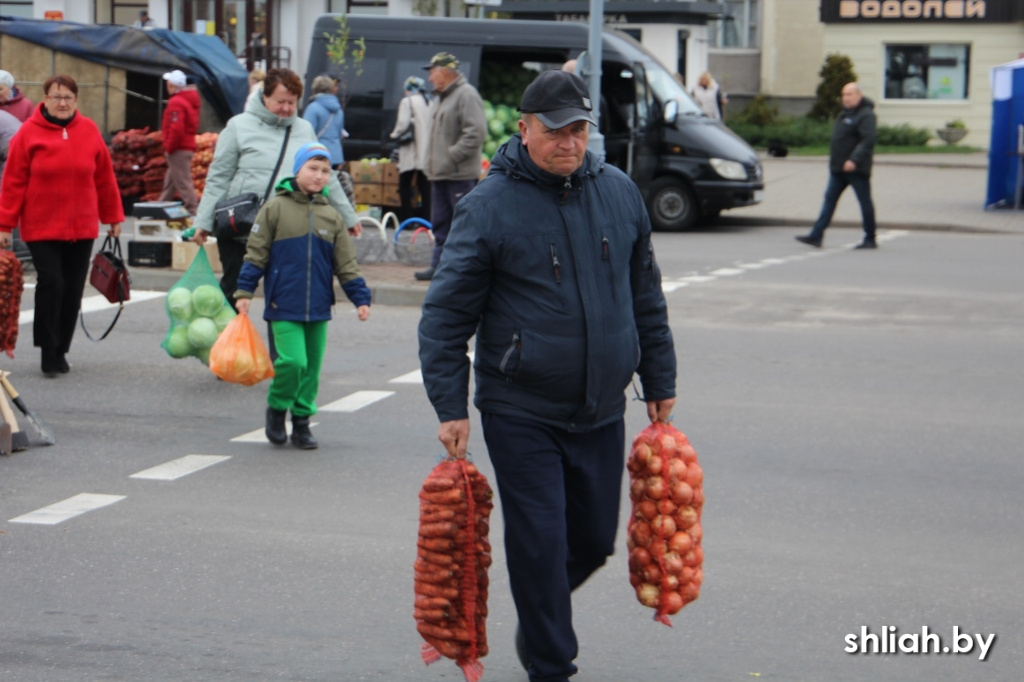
663, 99, 678, 124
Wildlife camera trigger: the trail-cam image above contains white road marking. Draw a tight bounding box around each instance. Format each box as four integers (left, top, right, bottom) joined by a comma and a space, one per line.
130, 455, 230, 481
709, 267, 746, 277
9, 493, 125, 525
389, 369, 422, 384
391, 352, 472, 385
231, 421, 317, 443
660, 230, 908, 294
320, 390, 394, 412
19, 291, 165, 326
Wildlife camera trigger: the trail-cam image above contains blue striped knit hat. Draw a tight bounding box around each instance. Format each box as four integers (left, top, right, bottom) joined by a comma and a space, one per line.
293, 142, 332, 175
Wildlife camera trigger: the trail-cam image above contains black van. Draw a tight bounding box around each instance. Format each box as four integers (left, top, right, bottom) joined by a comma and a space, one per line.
306, 15, 763, 231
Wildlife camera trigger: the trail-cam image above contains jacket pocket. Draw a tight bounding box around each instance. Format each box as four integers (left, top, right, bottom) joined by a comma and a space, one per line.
498, 331, 521, 380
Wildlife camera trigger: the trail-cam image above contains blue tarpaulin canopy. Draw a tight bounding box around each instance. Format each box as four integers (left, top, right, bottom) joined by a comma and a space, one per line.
0, 16, 248, 124
986, 58, 1024, 210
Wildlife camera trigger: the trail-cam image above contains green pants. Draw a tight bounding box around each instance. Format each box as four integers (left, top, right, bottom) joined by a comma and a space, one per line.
267, 320, 328, 417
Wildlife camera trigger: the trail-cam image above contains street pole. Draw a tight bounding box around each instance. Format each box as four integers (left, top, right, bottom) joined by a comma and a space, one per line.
585, 0, 605, 156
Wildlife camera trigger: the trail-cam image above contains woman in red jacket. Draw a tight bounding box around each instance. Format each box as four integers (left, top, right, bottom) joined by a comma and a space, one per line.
0, 75, 124, 376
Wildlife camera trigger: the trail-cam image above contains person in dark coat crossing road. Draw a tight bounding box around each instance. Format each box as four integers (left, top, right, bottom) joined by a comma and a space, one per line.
418, 69, 677, 682
797, 81, 878, 249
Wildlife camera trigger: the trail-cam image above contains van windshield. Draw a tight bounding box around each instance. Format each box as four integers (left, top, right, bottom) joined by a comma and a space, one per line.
644, 63, 703, 116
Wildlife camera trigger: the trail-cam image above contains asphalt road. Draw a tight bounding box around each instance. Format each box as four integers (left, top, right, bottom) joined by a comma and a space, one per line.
1, 224, 1021, 681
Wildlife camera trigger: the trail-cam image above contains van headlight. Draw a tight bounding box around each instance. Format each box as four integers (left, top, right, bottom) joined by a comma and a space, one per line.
709, 158, 747, 180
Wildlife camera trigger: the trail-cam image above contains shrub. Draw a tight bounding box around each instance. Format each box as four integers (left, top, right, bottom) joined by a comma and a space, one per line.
808, 53, 857, 122
876, 123, 931, 146
730, 94, 781, 127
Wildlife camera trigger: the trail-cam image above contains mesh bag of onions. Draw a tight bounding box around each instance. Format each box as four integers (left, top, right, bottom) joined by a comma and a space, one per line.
0, 251, 24, 358
414, 457, 494, 682
626, 421, 704, 625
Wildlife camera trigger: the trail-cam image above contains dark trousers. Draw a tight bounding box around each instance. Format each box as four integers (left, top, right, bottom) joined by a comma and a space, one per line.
429, 178, 477, 268
482, 413, 625, 682
216, 236, 247, 311
26, 239, 94, 353
397, 169, 431, 224
809, 171, 876, 241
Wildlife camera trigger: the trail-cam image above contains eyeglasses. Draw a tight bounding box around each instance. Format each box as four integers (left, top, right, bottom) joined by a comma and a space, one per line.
47, 95, 75, 103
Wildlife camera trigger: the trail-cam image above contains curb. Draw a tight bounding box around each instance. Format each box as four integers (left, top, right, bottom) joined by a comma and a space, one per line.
121, 266, 431, 308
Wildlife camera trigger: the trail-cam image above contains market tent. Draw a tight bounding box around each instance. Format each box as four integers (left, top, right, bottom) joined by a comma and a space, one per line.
0, 16, 248, 125
985, 58, 1024, 210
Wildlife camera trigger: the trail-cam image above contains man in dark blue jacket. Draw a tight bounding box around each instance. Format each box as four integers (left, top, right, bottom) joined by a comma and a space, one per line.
418, 70, 677, 682
797, 82, 878, 249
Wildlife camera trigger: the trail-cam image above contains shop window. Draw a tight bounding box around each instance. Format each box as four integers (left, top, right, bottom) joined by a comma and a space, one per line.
884, 44, 969, 100
0, 2, 32, 18
708, 0, 760, 48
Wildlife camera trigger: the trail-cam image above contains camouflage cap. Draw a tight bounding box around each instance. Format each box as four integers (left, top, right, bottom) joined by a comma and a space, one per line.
423, 52, 460, 70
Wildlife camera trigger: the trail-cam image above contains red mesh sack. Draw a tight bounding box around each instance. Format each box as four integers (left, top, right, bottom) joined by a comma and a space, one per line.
0, 252, 23, 358
414, 457, 494, 682
626, 421, 704, 626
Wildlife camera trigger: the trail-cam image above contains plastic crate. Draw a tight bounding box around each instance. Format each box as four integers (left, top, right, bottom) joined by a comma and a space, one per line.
127, 240, 173, 267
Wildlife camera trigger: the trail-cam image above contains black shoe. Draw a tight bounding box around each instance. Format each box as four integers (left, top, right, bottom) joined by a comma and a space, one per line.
795, 235, 822, 248
290, 416, 318, 450
854, 240, 877, 249
514, 624, 528, 671
265, 407, 288, 445
41, 348, 64, 377
414, 266, 435, 281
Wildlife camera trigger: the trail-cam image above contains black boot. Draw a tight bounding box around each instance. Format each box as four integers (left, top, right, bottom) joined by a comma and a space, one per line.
41, 347, 66, 377
290, 415, 318, 450
265, 407, 287, 445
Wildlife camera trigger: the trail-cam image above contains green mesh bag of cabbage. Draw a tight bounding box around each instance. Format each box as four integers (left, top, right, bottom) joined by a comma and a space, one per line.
160, 247, 236, 366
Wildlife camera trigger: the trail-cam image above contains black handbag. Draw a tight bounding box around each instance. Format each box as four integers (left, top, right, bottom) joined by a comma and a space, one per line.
213, 126, 291, 240
394, 123, 415, 146
80, 235, 130, 341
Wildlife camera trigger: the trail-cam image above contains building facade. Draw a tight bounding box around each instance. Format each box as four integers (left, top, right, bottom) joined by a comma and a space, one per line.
10, 0, 1023, 148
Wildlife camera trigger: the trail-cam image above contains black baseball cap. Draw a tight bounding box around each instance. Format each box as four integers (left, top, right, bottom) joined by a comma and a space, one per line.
518, 70, 595, 129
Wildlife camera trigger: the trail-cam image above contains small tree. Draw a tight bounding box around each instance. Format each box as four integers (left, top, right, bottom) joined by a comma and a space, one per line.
808, 53, 857, 122
324, 15, 366, 109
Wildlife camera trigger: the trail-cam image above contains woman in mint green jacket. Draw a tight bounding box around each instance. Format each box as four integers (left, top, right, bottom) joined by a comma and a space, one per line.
192, 68, 360, 307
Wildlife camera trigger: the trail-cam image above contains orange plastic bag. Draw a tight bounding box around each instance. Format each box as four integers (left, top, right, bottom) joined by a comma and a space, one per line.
208, 312, 275, 386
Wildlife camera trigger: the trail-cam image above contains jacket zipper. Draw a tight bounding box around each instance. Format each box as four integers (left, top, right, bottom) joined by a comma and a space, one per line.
499, 332, 521, 376
550, 243, 561, 283
560, 176, 571, 205
305, 203, 314, 320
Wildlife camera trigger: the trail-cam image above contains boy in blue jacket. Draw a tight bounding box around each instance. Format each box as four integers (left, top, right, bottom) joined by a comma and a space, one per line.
235, 142, 371, 449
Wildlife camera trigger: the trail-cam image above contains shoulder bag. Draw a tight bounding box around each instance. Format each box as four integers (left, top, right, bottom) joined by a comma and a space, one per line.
213, 125, 291, 241
80, 235, 131, 341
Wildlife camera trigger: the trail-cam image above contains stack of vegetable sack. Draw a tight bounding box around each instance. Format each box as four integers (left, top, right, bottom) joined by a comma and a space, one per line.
626, 422, 704, 625
110, 127, 158, 200
415, 458, 494, 682
191, 132, 218, 201
0, 252, 24, 358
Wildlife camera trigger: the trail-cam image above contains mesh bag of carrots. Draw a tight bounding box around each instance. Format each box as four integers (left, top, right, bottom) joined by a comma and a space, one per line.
414, 456, 494, 682
626, 421, 704, 626
0, 251, 24, 358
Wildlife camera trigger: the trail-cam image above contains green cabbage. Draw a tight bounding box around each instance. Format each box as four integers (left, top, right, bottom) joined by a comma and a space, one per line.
187, 317, 220, 350
192, 284, 225, 318
167, 287, 193, 323
163, 326, 193, 358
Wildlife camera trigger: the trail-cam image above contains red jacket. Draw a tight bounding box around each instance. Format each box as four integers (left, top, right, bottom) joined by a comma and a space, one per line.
161, 86, 200, 153
0, 88, 35, 123
0, 104, 124, 241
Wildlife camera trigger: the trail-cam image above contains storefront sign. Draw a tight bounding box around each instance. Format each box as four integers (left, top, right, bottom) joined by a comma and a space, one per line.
822, 0, 1022, 22
43, 10, 64, 20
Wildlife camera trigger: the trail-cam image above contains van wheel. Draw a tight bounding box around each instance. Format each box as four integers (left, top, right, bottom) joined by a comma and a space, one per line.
647, 178, 698, 231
